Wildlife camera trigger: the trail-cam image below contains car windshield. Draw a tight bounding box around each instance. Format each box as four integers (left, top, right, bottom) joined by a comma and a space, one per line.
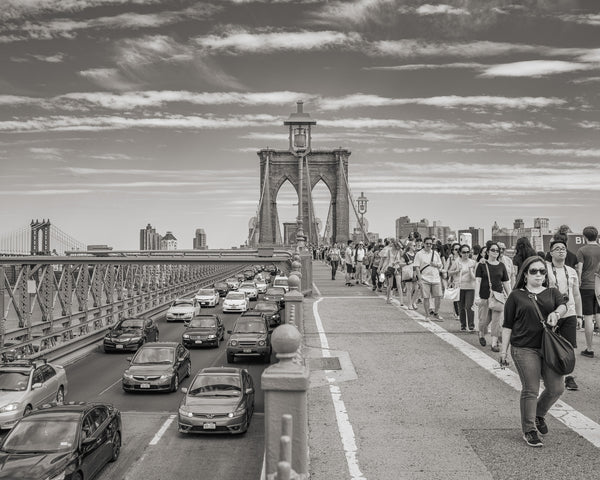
197, 289, 214, 295
240, 283, 255, 288
234, 320, 266, 334
189, 318, 216, 328
266, 288, 285, 296
188, 374, 241, 397
0, 371, 30, 391
172, 300, 193, 307
133, 347, 174, 364
227, 293, 245, 300
254, 303, 277, 312
226, 278, 237, 283
116, 319, 143, 329
214, 283, 227, 288
273, 279, 288, 286
1, 413, 79, 453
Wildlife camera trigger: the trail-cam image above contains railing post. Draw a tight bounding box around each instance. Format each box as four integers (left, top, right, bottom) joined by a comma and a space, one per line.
284, 275, 303, 327
262, 325, 309, 479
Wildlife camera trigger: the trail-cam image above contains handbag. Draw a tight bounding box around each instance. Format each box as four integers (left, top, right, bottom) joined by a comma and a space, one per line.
401, 265, 413, 282
528, 293, 575, 375
485, 263, 507, 312
443, 285, 460, 302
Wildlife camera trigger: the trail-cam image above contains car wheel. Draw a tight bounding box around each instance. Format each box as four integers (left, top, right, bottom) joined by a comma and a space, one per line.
172, 374, 179, 392
110, 431, 121, 462
56, 386, 65, 404
24, 405, 32, 416
227, 352, 235, 363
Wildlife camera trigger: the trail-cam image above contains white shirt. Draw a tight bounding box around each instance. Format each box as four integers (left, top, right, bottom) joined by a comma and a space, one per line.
546, 261, 578, 317
355, 247, 365, 262
413, 248, 443, 284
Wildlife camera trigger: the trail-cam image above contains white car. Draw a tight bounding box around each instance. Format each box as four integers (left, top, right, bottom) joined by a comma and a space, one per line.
0, 359, 68, 430
225, 278, 240, 290
166, 298, 201, 322
222, 291, 249, 313
254, 277, 268, 294
272, 276, 290, 293
195, 288, 220, 307
238, 281, 259, 300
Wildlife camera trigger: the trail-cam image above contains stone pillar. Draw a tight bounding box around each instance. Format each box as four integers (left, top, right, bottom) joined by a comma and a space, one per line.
284, 275, 303, 326
263, 324, 309, 480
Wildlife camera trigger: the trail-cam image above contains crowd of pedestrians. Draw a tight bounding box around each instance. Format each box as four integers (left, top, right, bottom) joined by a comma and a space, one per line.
319, 224, 600, 448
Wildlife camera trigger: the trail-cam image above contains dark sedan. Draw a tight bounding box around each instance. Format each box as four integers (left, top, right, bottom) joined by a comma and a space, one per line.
0, 401, 121, 480
182, 315, 225, 348
122, 342, 191, 393
252, 301, 282, 327
213, 281, 230, 297
103, 317, 159, 352
263, 287, 286, 309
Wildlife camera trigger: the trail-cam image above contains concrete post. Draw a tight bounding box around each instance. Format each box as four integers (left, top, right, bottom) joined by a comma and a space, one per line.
284, 275, 303, 327
263, 324, 309, 480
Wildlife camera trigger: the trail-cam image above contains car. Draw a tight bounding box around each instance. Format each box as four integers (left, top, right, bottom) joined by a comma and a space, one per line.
236, 273, 246, 284
272, 275, 290, 293
178, 367, 255, 435
225, 277, 240, 290
182, 315, 225, 348
122, 342, 191, 393
252, 301, 282, 327
194, 288, 220, 307
226, 315, 272, 363
263, 287, 286, 309
0, 342, 39, 363
238, 281, 259, 300
214, 281, 230, 297
243, 269, 255, 280
0, 401, 122, 480
222, 291, 249, 313
0, 359, 68, 430
254, 276, 268, 294
166, 298, 201, 322
103, 317, 159, 353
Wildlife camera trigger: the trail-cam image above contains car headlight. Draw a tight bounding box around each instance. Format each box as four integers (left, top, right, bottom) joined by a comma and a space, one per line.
46, 471, 66, 480
182, 334, 190, 339
207, 334, 216, 339
0, 403, 20, 413
130, 337, 141, 342
159, 374, 171, 380
258, 340, 266, 346
178, 406, 193, 418
228, 406, 246, 418
183, 313, 193, 319
229, 340, 238, 346
123, 372, 134, 380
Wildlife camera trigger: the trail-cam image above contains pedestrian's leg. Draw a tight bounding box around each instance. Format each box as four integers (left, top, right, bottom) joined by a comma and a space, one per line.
490, 309, 503, 349
511, 346, 542, 434
405, 281, 413, 308
537, 362, 565, 420
465, 289, 475, 330
386, 275, 392, 303
459, 290, 467, 329
478, 299, 490, 345
394, 274, 404, 305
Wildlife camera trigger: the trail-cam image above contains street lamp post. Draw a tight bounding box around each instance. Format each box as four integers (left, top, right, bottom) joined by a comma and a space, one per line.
356, 191, 368, 243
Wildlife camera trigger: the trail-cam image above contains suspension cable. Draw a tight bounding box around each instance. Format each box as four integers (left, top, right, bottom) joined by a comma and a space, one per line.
340, 161, 369, 243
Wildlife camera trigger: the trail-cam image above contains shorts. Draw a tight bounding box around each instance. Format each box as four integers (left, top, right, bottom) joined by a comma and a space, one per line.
346, 263, 354, 274
556, 315, 577, 348
580, 288, 599, 316
421, 281, 442, 299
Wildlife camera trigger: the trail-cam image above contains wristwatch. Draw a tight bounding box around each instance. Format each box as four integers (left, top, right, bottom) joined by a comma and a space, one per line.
577, 315, 583, 319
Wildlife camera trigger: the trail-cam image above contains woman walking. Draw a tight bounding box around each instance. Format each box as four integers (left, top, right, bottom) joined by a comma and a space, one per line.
444, 242, 462, 320
380, 239, 406, 305
513, 237, 538, 273
501, 256, 568, 447
449, 244, 477, 331
475, 242, 511, 351
328, 243, 341, 280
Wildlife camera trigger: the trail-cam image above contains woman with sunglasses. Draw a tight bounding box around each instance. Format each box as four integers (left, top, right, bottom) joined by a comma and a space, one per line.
443, 243, 462, 320
501, 256, 568, 447
475, 242, 511, 351
449, 244, 477, 331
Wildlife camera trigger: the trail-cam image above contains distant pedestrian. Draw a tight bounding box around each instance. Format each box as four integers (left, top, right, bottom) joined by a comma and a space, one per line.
402, 241, 417, 309
328, 243, 341, 280
344, 240, 355, 287
369, 244, 384, 291
544, 225, 579, 269
381, 239, 405, 305
414, 237, 444, 321
449, 244, 477, 331
513, 237, 538, 273
576, 226, 600, 358
443, 242, 462, 320
354, 241, 367, 285
501, 256, 568, 447
497, 242, 515, 288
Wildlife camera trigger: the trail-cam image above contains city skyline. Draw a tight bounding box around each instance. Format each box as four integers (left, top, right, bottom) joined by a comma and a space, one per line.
1, 0, 599, 249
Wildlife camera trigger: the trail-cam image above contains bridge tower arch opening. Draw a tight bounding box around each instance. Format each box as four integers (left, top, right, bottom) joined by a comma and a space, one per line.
256, 103, 350, 247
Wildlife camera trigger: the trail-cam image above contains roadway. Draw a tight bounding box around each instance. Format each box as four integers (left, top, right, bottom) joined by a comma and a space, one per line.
64, 295, 269, 480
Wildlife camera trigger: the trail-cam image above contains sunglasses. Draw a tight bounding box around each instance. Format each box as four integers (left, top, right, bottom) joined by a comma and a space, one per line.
488, 248, 499, 252
460, 250, 470, 254
551, 247, 566, 252
528, 268, 547, 275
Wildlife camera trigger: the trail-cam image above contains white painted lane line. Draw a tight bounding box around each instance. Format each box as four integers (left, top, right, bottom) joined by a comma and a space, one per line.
149, 414, 176, 446
312, 282, 321, 296
392, 297, 600, 448
98, 378, 121, 396
313, 298, 366, 480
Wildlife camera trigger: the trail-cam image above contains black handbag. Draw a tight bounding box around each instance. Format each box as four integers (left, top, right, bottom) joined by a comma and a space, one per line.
528, 293, 575, 375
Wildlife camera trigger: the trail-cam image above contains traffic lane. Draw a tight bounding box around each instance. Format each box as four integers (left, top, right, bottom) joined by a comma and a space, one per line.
97, 412, 265, 480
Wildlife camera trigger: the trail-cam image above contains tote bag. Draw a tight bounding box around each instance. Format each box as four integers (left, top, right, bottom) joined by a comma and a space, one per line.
485, 263, 507, 312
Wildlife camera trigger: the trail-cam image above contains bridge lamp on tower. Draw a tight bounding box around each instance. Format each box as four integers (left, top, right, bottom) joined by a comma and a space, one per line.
357, 192, 368, 242
284, 101, 316, 251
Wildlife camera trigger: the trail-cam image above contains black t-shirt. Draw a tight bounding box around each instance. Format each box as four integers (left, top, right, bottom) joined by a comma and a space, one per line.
503, 288, 567, 349
475, 262, 509, 299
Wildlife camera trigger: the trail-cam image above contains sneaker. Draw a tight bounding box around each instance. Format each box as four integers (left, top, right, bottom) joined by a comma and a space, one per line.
460, 327, 466, 331
491, 345, 500, 352
429, 310, 435, 316
581, 349, 594, 358
565, 376, 579, 391
479, 337, 487, 347
432, 312, 444, 322
535, 416, 548, 435
523, 430, 543, 447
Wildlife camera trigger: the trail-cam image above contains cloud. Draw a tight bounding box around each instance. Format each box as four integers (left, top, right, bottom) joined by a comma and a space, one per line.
364, 62, 483, 71
195, 28, 362, 54
310, 0, 398, 27
11, 53, 66, 62
481, 60, 598, 77
415, 4, 470, 16
79, 68, 140, 91
578, 121, 600, 129
506, 148, 600, 158
558, 13, 600, 27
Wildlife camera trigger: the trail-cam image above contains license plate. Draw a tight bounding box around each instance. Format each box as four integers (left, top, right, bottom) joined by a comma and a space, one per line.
243, 348, 252, 353
116, 345, 124, 349
195, 340, 203, 344
140, 383, 150, 389
203, 423, 216, 430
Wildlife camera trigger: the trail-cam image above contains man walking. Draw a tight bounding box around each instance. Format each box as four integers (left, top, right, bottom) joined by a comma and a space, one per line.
414, 237, 444, 321
344, 239, 355, 287
498, 242, 515, 288
577, 226, 600, 358
354, 241, 367, 285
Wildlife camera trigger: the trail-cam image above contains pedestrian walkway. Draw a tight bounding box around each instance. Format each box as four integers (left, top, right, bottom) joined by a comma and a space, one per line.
305, 261, 600, 480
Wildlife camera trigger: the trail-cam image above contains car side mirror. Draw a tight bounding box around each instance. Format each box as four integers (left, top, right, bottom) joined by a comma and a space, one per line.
181, 387, 188, 394
245, 388, 254, 394
31, 382, 43, 390
227, 330, 232, 334
82, 436, 95, 447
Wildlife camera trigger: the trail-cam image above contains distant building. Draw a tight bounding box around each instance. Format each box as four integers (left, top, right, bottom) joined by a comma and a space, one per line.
351, 228, 379, 244
140, 223, 161, 250
160, 231, 177, 250
458, 227, 484, 247
395, 216, 454, 242
87, 245, 113, 251
492, 218, 551, 252
193, 228, 207, 250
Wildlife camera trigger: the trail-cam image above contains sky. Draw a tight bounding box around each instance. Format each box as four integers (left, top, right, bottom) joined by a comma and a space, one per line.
1, 0, 599, 250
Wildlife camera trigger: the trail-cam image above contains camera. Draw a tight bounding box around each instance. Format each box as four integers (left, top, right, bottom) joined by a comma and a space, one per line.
562, 293, 569, 302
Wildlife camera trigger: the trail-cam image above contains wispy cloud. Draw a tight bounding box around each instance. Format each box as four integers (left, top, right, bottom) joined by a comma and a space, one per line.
365, 62, 483, 71
10, 52, 66, 62
78, 68, 140, 91
310, 0, 398, 27
558, 13, 600, 27
481, 60, 598, 77
414, 4, 470, 16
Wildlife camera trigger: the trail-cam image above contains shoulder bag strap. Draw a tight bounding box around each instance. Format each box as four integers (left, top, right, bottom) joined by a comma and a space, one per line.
484, 262, 493, 292
526, 290, 546, 326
